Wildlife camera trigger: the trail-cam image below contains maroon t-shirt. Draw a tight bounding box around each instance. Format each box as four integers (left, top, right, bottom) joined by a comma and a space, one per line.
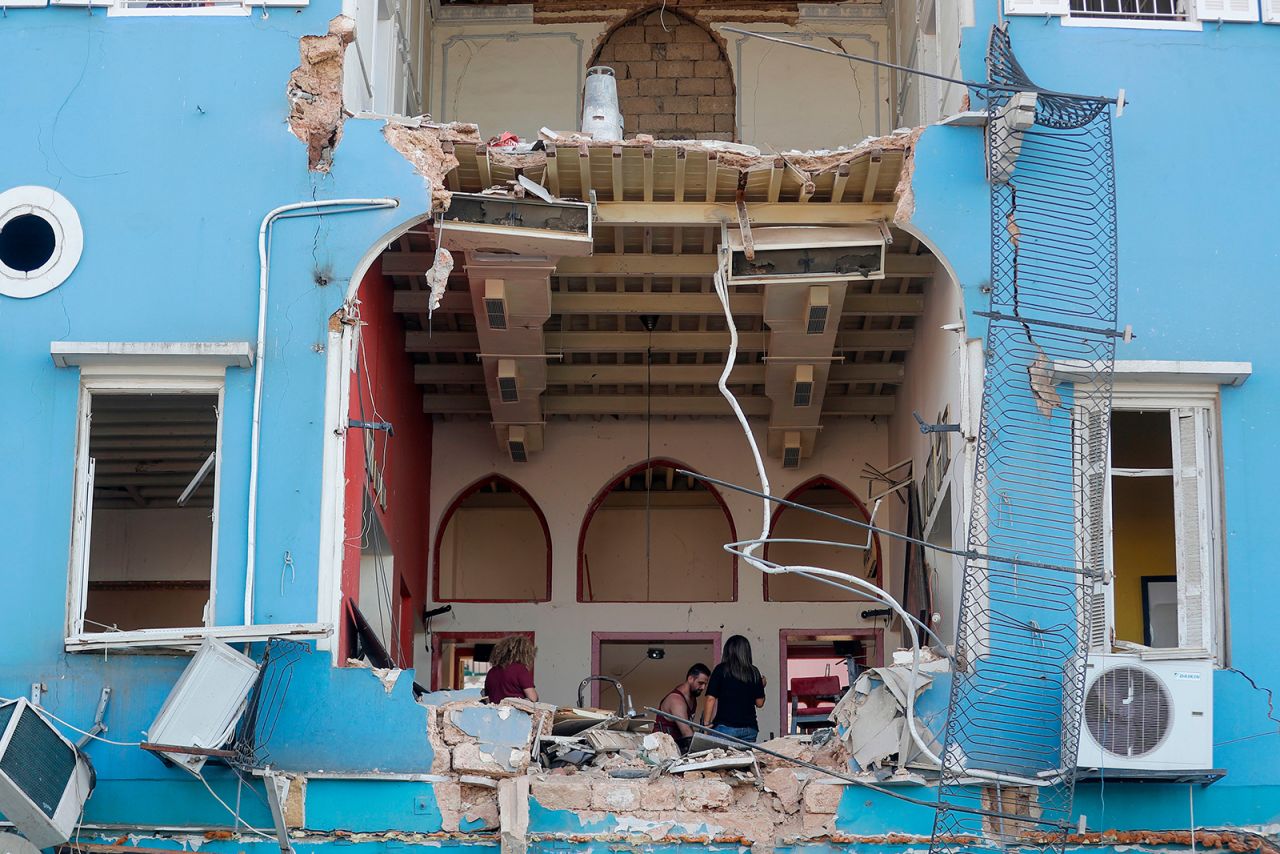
485, 662, 534, 702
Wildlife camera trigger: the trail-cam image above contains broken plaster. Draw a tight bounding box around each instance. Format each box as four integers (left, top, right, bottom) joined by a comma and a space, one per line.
287, 15, 356, 173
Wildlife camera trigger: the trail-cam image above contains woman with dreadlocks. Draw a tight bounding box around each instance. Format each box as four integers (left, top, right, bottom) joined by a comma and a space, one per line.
483, 634, 539, 703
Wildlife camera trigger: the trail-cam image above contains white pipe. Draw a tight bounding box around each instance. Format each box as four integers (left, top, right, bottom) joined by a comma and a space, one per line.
248, 198, 399, 626
709, 262, 1062, 788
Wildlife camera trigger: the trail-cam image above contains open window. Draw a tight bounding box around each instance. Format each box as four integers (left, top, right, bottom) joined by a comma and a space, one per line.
77, 391, 220, 634
1101, 403, 1224, 657
55, 342, 328, 651
433, 476, 551, 602
764, 478, 882, 602
579, 461, 736, 603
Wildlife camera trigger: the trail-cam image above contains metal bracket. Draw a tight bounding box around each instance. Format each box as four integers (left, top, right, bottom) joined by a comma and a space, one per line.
347, 419, 395, 436
914, 411, 961, 435
735, 190, 754, 261
76, 687, 113, 749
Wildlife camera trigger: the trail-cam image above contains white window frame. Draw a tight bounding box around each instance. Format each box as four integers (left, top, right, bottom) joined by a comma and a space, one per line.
102, 0, 304, 16
1102, 383, 1228, 662
53, 342, 330, 651
1007, 0, 1260, 29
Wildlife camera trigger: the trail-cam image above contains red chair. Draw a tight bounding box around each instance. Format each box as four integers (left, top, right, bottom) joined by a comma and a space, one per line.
788, 675, 844, 734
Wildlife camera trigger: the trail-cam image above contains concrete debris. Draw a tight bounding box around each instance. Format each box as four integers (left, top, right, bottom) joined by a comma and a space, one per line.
831, 652, 948, 771
1028, 344, 1063, 418
382, 123, 474, 212
287, 16, 356, 173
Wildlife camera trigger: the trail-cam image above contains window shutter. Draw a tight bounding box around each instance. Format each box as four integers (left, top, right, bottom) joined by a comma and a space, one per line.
51, 0, 110, 7
1004, 0, 1069, 13
1264, 0, 1280, 22
1080, 408, 1112, 651
1195, 0, 1260, 21
72, 457, 96, 636
1172, 408, 1215, 653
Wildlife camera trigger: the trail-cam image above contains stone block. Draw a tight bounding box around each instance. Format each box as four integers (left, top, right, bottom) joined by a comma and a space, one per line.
702, 43, 725, 60
763, 768, 802, 814
802, 781, 844, 815
611, 43, 654, 62
677, 78, 715, 96
657, 60, 695, 78
624, 61, 657, 78
628, 96, 660, 114
646, 26, 675, 44
714, 77, 734, 96
638, 77, 677, 96
530, 776, 594, 812
638, 113, 676, 130
640, 778, 678, 811
678, 114, 715, 133
452, 741, 529, 777
679, 779, 732, 810
592, 781, 642, 812
714, 114, 735, 133
694, 60, 725, 77
698, 96, 735, 115
803, 812, 836, 837
460, 785, 500, 831
664, 43, 705, 61
663, 96, 699, 113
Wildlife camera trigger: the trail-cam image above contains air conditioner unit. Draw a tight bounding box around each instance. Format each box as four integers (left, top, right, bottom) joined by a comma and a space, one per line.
146, 637, 260, 776
723, 225, 886, 287
1076, 653, 1213, 772
0, 699, 95, 849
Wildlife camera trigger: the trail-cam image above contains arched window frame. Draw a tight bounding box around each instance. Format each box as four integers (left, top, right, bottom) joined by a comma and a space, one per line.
432, 474, 552, 603
762, 476, 884, 603
576, 458, 739, 603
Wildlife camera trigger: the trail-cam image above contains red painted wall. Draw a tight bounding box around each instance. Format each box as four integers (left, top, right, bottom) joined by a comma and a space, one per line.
341, 258, 432, 666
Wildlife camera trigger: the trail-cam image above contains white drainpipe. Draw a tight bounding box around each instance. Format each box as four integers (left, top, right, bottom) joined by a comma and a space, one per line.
248, 198, 400, 626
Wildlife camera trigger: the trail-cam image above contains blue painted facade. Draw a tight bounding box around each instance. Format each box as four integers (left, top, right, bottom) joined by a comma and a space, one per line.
1, 0, 1278, 851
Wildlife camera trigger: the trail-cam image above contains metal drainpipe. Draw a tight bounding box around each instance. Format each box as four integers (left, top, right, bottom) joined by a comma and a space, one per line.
247, 198, 399, 626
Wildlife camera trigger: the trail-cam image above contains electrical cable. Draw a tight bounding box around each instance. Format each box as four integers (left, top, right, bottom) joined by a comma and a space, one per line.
709, 267, 1068, 789
719, 27, 1121, 104
195, 771, 276, 841
21, 704, 142, 747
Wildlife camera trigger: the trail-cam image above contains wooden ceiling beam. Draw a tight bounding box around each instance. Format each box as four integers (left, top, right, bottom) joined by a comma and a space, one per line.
544, 395, 772, 417
414, 361, 907, 387
395, 289, 925, 317
382, 251, 934, 279
592, 201, 898, 226
406, 329, 913, 353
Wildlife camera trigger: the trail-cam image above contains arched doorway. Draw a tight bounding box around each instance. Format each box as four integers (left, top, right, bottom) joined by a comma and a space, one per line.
590, 7, 736, 141
578, 459, 737, 602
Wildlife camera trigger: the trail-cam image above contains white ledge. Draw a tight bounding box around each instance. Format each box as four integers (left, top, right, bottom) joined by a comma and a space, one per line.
1052, 359, 1252, 387
65, 622, 329, 651
51, 341, 255, 369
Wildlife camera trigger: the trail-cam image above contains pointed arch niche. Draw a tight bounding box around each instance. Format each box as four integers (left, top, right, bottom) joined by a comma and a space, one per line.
578, 459, 737, 603
764, 477, 883, 602
433, 475, 551, 603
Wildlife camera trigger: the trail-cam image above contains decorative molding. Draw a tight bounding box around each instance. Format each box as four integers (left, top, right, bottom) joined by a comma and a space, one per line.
51, 341, 255, 370
435, 3, 533, 22
437, 31, 584, 124
797, 2, 889, 20
730, 29, 882, 139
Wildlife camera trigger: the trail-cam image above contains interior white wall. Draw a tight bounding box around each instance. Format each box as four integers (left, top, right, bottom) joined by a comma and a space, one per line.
428, 8, 893, 149
438, 502, 548, 600
886, 254, 976, 647
598, 639, 716, 716
425, 416, 891, 736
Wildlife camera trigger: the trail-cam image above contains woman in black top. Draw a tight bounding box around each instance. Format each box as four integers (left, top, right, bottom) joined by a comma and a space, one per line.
702, 634, 766, 743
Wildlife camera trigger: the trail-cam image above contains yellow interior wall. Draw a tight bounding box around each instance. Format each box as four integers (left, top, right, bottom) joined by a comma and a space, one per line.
1110, 476, 1177, 644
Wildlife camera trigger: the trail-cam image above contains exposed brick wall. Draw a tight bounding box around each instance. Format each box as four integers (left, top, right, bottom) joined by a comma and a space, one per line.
592, 9, 735, 141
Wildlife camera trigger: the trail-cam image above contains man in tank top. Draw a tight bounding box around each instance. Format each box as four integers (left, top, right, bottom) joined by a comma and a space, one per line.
654, 663, 711, 754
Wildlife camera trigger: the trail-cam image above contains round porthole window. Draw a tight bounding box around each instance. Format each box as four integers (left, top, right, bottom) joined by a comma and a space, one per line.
0, 186, 83, 299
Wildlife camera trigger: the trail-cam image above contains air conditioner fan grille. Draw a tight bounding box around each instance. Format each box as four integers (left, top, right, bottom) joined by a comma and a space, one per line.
1084, 664, 1172, 758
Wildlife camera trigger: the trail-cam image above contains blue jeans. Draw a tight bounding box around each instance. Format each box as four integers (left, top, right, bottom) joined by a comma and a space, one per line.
712, 724, 758, 743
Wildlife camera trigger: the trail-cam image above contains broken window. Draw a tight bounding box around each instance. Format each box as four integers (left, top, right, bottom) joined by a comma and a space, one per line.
358, 498, 401, 659
75, 392, 220, 634
764, 478, 880, 602
579, 462, 735, 603
434, 476, 550, 602
1099, 402, 1224, 657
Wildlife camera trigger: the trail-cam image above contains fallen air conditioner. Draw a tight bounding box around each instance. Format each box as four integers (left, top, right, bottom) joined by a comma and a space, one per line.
0, 698, 95, 849
723, 225, 886, 286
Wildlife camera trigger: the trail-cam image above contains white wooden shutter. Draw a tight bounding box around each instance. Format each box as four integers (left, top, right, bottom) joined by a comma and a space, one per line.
1195, 0, 1260, 21
51, 0, 110, 8
72, 457, 96, 635
1005, 0, 1069, 13
1264, 0, 1280, 22
1080, 407, 1112, 651
1171, 408, 1215, 653
6, 0, 48, 8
